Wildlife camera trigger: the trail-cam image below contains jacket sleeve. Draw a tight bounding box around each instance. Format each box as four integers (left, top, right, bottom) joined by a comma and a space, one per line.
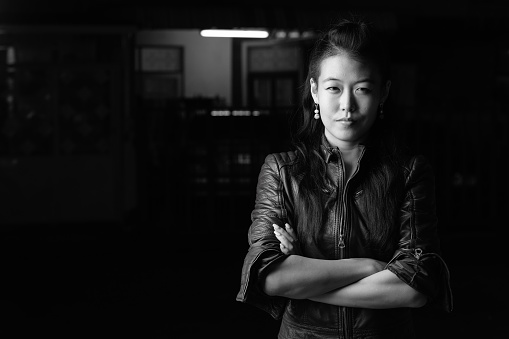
386, 155, 453, 312
236, 154, 289, 319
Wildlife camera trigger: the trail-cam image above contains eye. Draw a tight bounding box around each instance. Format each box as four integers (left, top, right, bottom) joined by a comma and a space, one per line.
326, 86, 341, 92
355, 87, 372, 94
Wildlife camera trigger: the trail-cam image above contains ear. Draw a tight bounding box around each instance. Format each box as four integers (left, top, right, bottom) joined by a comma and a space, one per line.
381, 80, 391, 104
310, 78, 318, 103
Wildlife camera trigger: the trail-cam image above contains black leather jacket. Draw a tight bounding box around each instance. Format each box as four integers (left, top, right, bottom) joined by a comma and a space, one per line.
236, 141, 453, 339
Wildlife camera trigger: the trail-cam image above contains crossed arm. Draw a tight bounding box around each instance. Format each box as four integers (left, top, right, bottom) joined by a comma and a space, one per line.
263, 224, 427, 309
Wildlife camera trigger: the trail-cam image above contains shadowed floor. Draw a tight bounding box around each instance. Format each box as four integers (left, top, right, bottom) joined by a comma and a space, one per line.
0, 226, 506, 338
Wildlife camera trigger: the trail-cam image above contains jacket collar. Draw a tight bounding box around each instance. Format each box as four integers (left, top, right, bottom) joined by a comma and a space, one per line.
320, 135, 337, 164
319, 134, 367, 164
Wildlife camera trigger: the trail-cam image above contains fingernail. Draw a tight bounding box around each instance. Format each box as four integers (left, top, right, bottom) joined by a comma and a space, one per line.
285, 224, 290, 228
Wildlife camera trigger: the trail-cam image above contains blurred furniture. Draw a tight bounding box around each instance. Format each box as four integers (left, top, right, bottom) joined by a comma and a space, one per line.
0, 26, 135, 224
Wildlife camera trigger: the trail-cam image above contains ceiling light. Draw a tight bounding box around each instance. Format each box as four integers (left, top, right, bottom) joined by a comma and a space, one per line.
200, 29, 269, 38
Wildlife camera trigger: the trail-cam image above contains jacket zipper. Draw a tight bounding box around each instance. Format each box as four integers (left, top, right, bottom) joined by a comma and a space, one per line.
333, 153, 345, 338
336, 147, 365, 339
339, 163, 348, 339
333, 146, 366, 253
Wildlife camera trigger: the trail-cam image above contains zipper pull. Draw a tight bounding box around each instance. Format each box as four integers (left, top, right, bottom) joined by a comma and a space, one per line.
339, 234, 345, 248
413, 248, 422, 259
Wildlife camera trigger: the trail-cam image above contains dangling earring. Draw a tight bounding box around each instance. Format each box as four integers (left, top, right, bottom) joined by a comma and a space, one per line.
314, 103, 320, 120
379, 103, 384, 120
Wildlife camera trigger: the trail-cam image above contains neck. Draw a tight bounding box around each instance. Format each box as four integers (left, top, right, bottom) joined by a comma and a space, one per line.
339, 146, 360, 162
339, 146, 361, 181
337, 144, 359, 153
324, 130, 365, 152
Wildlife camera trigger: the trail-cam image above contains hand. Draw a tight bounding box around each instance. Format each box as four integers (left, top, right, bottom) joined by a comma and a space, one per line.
273, 223, 302, 255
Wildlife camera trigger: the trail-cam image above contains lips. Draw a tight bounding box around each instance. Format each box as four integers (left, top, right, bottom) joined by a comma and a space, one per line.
339, 121, 354, 126
336, 118, 355, 123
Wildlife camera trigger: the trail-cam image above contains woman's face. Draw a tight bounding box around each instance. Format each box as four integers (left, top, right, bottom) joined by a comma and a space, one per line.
311, 52, 390, 150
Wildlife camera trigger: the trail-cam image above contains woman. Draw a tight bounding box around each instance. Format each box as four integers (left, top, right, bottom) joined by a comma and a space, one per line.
236, 18, 453, 338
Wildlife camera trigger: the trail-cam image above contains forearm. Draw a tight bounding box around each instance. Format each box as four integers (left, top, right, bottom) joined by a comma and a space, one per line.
263, 255, 379, 299
309, 269, 427, 309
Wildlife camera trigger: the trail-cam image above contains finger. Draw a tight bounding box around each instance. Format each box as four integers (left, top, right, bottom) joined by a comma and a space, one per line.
275, 228, 293, 244
284, 223, 298, 240
273, 224, 286, 234
273, 223, 288, 233
274, 231, 292, 249
273, 224, 291, 239
280, 243, 291, 255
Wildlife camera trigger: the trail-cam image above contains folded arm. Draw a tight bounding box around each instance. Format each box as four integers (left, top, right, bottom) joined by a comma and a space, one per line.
309, 269, 427, 308
262, 254, 384, 299
263, 223, 386, 299
270, 224, 426, 308
268, 156, 446, 310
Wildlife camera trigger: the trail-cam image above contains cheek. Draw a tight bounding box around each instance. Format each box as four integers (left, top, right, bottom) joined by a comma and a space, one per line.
361, 99, 379, 116
358, 102, 379, 126
320, 97, 339, 112
366, 107, 379, 122
365, 113, 378, 129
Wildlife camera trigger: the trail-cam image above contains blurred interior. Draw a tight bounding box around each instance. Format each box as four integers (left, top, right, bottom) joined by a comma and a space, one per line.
0, 1, 508, 338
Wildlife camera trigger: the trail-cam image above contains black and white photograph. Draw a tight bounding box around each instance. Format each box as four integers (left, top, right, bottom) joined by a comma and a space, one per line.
0, 1, 508, 338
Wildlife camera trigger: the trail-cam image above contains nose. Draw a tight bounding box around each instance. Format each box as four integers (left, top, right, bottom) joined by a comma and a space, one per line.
340, 90, 356, 114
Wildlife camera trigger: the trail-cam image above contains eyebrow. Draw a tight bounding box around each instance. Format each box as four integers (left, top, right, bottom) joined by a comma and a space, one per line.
322, 77, 375, 84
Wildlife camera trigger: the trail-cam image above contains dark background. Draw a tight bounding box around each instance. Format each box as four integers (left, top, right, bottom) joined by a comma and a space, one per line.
0, 1, 508, 338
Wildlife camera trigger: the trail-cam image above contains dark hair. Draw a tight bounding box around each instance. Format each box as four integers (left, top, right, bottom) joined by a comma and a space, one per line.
291, 18, 405, 258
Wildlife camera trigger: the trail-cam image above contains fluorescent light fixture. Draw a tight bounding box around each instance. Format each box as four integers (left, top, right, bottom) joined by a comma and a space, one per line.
200, 29, 269, 38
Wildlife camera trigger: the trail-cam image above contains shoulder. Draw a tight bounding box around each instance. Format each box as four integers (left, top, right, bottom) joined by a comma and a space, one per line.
401, 154, 435, 186
256, 151, 298, 190
263, 150, 298, 170
401, 154, 432, 171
